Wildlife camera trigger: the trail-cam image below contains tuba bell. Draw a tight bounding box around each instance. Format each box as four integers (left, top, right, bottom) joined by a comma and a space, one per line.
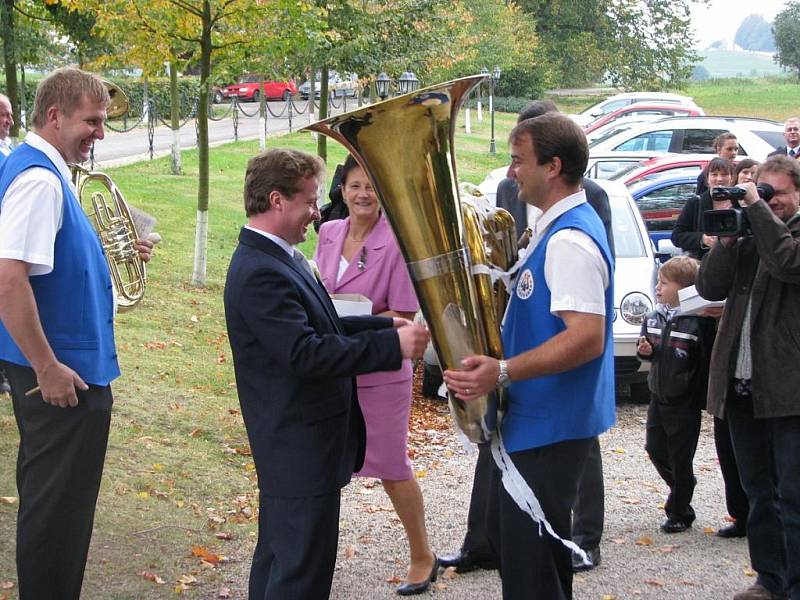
71, 80, 147, 311
304, 75, 513, 443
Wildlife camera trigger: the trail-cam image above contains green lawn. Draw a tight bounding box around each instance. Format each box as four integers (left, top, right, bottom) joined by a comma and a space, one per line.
0, 112, 513, 599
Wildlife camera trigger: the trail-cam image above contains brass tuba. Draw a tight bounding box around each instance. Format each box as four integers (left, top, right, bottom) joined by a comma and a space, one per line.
304, 76, 514, 443
71, 80, 146, 311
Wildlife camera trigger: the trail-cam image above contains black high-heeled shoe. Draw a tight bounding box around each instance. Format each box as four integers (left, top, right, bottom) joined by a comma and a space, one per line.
396, 555, 439, 596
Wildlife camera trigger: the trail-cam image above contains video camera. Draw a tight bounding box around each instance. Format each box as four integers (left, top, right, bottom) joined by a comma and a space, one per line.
702, 183, 775, 237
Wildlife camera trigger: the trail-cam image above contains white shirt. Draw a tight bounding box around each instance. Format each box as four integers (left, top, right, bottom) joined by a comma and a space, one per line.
0, 137, 12, 156
526, 190, 610, 317
0, 132, 73, 276
244, 225, 294, 257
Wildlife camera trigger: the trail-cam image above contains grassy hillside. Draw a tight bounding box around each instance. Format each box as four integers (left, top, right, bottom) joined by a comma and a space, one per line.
696, 49, 785, 78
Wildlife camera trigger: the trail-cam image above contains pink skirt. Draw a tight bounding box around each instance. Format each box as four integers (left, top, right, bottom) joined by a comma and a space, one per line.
354, 377, 413, 480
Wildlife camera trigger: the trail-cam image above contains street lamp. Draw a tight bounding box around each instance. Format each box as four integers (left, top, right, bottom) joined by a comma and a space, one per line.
397, 71, 420, 95
489, 66, 502, 154
375, 72, 392, 100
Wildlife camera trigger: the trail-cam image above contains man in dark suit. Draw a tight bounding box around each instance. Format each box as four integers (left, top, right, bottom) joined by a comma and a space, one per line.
441, 100, 614, 576
768, 117, 800, 159
224, 148, 429, 600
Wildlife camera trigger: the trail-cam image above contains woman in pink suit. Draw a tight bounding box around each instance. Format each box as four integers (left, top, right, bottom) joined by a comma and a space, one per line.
315, 156, 438, 596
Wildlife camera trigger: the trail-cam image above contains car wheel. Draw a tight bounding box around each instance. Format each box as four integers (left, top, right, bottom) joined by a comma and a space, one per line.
282, 89, 291, 101
422, 361, 444, 399
213, 91, 224, 104
251, 90, 260, 103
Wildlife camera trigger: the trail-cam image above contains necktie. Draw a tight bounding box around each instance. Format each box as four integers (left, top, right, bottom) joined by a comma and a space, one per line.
791, 148, 797, 158
293, 249, 315, 278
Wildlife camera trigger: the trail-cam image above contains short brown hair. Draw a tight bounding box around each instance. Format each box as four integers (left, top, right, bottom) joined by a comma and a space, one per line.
509, 112, 588, 186
706, 157, 735, 180
659, 256, 699, 289
712, 132, 737, 152
757, 155, 800, 191
244, 148, 324, 216
32, 67, 109, 129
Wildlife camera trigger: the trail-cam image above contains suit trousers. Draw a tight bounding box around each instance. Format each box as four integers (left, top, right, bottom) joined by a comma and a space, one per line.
2, 360, 112, 600
713, 415, 749, 524
571, 436, 604, 551
250, 491, 341, 600
727, 387, 800, 599
460, 441, 495, 558
487, 436, 594, 600
645, 397, 701, 524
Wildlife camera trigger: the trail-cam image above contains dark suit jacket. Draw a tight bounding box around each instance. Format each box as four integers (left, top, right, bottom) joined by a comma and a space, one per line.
495, 176, 615, 257
768, 146, 800, 158
224, 228, 403, 498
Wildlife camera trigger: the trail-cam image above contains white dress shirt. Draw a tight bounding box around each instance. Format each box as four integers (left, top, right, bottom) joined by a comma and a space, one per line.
0, 137, 12, 156
526, 190, 610, 317
0, 132, 73, 276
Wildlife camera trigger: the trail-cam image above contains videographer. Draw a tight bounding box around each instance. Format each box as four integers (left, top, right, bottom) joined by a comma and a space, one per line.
696, 155, 800, 600
672, 157, 736, 259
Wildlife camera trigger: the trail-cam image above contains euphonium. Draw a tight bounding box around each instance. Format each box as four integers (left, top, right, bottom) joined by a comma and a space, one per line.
72, 165, 147, 310
304, 75, 513, 443
70, 80, 146, 310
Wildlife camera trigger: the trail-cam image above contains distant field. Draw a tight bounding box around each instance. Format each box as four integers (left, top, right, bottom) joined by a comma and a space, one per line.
548, 75, 799, 122
697, 49, 785, 78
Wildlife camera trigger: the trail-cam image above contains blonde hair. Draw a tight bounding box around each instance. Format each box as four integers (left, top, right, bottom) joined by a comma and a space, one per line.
32, 67, 109, 128
659, 256, 699, 288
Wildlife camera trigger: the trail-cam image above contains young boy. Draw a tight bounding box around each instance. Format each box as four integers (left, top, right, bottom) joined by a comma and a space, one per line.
637, 256, 716, 534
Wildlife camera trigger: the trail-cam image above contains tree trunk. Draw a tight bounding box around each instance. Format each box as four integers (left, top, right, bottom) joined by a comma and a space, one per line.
316, 66, 329, 163
1, 0, 21, 139
169, 58, 182, 175
191, 0, 212, 287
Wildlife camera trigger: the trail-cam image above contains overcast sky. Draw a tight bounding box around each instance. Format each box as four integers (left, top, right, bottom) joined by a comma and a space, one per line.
690, 0, 789, 48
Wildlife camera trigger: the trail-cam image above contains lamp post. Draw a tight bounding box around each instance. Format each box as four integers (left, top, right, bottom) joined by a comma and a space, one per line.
489, 66, 502, 154
478, 67, 488, 122
397, 71, 419, 95
375, 72, 392, 100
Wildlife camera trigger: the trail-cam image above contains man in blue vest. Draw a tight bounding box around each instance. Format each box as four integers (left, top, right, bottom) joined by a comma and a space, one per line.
0, 67, 152, 600
444, 112, 615, 599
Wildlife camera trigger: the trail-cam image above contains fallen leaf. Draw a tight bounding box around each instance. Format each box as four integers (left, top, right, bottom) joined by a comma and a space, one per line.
703, 526, 716, 534
218, 588, 232, 599
744, 568, 756, 577
188, 428, 202, 437
192, 546, 221, 565
610, 537, 627, 544
190, 315, 199, 323
385, 574, 402, 584
0, 497, 17, 505
621, 497, 641, 505
178, 574, 198, 585
635, 535, 653, 546
602, 595, 617, 600
645, 578, 665, 587
215, 532, 233, 540
140, 571, 165, 584
441, 567, 458, 580
343, 545, 356, 559
0, 582, 13, 590
137, 491, 150, 500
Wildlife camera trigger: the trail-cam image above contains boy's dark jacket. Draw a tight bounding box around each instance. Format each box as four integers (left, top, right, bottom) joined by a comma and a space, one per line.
638, 306, 716, 407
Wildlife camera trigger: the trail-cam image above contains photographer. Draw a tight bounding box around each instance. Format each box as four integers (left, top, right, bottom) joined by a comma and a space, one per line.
672, 157, 736, 259
696, 155, 800, 600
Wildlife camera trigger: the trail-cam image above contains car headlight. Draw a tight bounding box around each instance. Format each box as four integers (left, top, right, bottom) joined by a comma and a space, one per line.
620, 292, 652, 325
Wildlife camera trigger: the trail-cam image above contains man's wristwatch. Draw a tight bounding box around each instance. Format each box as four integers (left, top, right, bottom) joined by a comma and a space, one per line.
497, 360, 512, 388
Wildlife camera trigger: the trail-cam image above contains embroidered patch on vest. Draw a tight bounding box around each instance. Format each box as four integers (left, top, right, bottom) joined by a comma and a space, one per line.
516, 268, 534, 300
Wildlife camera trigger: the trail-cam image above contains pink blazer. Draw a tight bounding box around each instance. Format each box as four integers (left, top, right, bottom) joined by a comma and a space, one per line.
315, 215, 419, 386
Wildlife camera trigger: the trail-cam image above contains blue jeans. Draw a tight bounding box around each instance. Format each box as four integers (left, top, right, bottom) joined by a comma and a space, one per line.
726, 387, 800, 599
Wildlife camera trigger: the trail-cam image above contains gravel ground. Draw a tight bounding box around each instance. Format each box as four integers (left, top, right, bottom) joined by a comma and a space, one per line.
323, 399, 753, 600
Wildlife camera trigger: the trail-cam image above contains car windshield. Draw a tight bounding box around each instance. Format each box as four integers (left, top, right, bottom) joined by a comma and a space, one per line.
588, 125, 635, 148
608, 161, 647, 181
609, 193, 647, 258
241, 75, 260, 83
754, 130, 786, 149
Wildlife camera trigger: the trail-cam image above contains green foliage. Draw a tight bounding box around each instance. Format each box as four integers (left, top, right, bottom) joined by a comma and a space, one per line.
774, 1, 800, 78
105, 76, 202, 120
428, 0, 550, 99
517, 0, 700, 90
734, 14, 776, 52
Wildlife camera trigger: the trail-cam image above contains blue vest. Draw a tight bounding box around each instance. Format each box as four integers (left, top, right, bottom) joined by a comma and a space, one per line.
0, 143, 120, 386
501, 202, 615, 452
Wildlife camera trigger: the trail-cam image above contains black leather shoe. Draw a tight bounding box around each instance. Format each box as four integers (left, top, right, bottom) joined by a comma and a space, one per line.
397, 556, 439, 596
660, 517, 691, 534
717, 522, 747, 538
438, 550, 498, 573
572, 546, 601, 572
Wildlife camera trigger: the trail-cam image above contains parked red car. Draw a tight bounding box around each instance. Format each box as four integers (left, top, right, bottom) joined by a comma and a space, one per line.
583, 103, 704, 135
610, 153, 741, 186
216, 75, 298, 103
